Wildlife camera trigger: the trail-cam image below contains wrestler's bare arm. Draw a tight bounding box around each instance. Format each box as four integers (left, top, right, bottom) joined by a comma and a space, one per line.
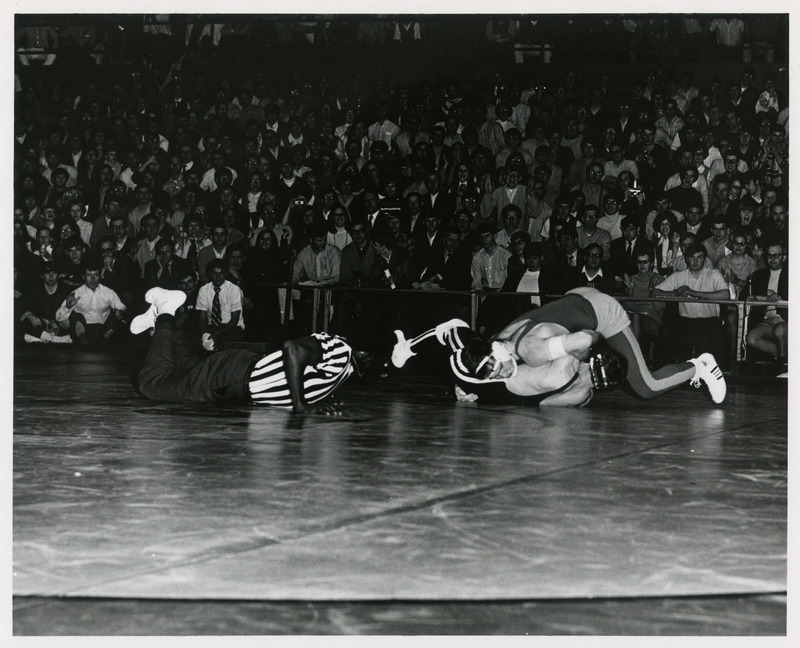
504, 355, 583, 396
538, 364, 594, 407
502, 323, 600, 367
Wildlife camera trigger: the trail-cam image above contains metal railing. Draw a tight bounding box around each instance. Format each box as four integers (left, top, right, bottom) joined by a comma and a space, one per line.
256, 281, 787, 367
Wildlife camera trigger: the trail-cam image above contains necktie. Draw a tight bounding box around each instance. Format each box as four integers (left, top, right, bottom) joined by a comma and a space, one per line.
210, 286, 222, 327
626, 242, 632, 259
188, 241, 198, 265
161, 263, 171, 282
569, 254, 575, 267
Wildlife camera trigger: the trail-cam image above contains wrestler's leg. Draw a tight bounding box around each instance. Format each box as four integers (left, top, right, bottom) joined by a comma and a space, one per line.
606, 327, 695, 399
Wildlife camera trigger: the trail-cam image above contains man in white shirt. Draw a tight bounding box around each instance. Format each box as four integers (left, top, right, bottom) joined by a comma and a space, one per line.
55, 257, 128, 345
196, 258, 245, 351
471, 222, 512, 291
656, 243, 730, 368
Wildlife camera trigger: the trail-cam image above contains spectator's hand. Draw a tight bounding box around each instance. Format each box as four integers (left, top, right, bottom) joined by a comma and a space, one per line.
242, 296, 254, 310
766, 289, 780, 302
27, 315, 42, 328
65, 293, 79, 309
622, 273, 633, 290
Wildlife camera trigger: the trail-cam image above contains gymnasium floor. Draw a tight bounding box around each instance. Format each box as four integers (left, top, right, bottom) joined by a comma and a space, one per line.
12, 346, 788, 636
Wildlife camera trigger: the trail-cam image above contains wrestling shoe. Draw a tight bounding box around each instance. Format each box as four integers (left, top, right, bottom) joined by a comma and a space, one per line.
689, 353, 727, 404
130, 289, 187, 334
24, 333, 45, 343
40, 331, 72, 343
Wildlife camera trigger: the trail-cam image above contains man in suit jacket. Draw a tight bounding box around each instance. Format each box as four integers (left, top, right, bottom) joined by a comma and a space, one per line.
545, 223, 583, 296
412, 211, 446, 279
745, 241, 788, 366
143, 238, 191, 292
421, 229, 472, 291
422, 172, 455, 222
609, 214, 653, 280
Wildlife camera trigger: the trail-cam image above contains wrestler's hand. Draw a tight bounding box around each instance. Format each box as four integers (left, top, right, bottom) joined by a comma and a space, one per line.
454, 385, 478, 402
569, 330, 602, 361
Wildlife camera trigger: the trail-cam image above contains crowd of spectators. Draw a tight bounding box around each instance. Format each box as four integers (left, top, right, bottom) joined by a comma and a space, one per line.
13, 14, 789, 373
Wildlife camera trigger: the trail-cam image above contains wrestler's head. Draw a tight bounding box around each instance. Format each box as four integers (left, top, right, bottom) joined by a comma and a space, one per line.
452, 337, 518, 384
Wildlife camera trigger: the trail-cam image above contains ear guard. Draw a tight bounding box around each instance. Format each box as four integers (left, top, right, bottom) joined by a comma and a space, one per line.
587, 342, 628, 390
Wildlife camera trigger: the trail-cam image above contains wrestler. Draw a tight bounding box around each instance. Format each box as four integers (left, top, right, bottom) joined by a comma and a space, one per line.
130, 288, 364, 415
393, 287, 726, 406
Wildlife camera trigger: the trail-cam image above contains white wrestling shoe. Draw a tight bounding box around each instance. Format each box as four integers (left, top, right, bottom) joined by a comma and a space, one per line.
40, 331, 72, 343
24, 333, 45, 343
689, 353, 727, 404
130, 288, 187, 334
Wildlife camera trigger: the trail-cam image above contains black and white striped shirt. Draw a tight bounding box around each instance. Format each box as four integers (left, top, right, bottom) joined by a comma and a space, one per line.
247, 333, 354, 408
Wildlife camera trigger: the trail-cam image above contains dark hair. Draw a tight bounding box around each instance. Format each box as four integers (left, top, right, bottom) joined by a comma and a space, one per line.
83, 254, 103, 272
206, 258, 226, 274
95, 235, 115, 252
461, 336, 496, 381
501, 204, 522, 219
684, 242, 707, 258
654, 211, 677, 232
63, 235, 84, 251
372, 231, 394, 249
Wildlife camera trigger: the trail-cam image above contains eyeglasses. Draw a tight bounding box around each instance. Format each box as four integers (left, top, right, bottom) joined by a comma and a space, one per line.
767, 253, 784, 259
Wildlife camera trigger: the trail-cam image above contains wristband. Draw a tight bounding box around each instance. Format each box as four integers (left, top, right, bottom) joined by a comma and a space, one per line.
546, 335, 568, 361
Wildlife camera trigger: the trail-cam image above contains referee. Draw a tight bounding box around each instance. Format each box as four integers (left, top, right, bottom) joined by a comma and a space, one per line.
132, 288, 360, 415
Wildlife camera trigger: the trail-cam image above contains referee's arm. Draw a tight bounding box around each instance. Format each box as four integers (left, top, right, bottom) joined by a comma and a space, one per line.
282, 337, 324, 413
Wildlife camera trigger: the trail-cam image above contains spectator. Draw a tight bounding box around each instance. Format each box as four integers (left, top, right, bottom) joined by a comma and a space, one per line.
54, 255, 129, 346
326, 205, 353, 251
651, 211, 680, 276
716, 229, 758, 358
596, 193, 626, 241
471, 221, 512, 291
96, 235, 139, 309
197, 258, 245, 351
609, 214, 652, 283
702, 215, 732, 266
197, 223, 230, 282
573, 242, 615, 294
419, 229, 473, 292
761, 202, 788, 250
622, 247, 666, 348
655, 242, 730, 367
143, 238, 191, 291
745, 241, 788, 371
494, 204, 524, 250
576, 203, 612, 261
133, 214, 163, 277
19, 260, 73, 344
